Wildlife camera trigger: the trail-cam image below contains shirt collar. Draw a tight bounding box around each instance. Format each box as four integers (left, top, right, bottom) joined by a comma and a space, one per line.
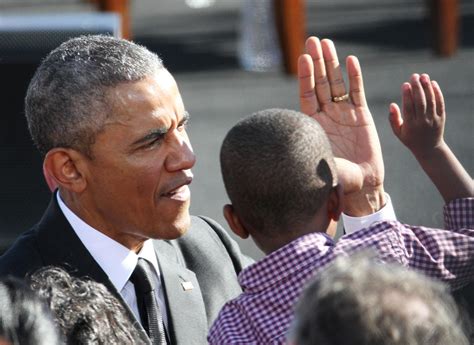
238, 232, 334, 293
56, 192, 160, 292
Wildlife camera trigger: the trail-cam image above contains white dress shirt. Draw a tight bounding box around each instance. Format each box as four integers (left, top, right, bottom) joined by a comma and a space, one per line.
342, 192, 397, 234
57, 193, 169, 329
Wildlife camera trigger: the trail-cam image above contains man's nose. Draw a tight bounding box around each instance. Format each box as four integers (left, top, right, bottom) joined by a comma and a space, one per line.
165, 131, 196, 171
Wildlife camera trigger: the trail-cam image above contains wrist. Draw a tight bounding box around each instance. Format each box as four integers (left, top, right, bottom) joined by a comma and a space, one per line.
343, 193, 397, 233
343, 185, 386, 217
410, 140, 448, 163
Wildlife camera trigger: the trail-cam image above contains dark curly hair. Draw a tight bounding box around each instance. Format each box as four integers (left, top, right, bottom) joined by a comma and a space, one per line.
0, 277, 59, 345
29, 266, 146, 344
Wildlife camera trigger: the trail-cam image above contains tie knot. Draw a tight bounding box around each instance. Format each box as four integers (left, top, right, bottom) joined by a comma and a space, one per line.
130, 258, 155, 294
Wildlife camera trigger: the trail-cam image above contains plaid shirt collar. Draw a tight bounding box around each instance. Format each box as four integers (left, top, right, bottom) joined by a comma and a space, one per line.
238, 232, 334, 293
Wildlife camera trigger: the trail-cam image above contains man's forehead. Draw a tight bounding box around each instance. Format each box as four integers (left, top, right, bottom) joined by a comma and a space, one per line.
102, 79, 183, 133
109, 70, 175, 100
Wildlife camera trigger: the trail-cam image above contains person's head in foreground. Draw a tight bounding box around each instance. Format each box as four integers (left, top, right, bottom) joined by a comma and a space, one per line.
0, 277, 59, 345
29, 266, 144, 344
26, 35, 195, 252
220, 108, 341, 254
291, 255, 469, 345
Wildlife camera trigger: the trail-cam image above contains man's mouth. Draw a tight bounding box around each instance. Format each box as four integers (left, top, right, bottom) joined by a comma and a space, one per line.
161, 176, 193, 201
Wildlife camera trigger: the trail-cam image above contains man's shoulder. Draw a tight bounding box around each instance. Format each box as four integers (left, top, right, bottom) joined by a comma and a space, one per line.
0, 226, 43, 279
165, 215, 227, 253
173, 215, 253, 272
187, 215, 229, 242
185, 215, 240, 250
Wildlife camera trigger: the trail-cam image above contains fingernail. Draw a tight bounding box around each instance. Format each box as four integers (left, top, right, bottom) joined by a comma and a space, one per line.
420, 74, 430, 84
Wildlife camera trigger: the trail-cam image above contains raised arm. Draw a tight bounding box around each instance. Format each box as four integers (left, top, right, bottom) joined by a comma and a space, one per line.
389, 73, 474, 203
298, 37, 385, 216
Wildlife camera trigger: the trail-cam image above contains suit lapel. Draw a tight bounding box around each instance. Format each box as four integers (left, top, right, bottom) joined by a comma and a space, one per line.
35, 195, 151, 344
36, 195, 210, 344
154, 240, 208, 345
36, 195, 114, 287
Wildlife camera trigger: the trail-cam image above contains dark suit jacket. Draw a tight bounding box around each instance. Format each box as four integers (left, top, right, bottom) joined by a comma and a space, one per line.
0, 196, 252, 344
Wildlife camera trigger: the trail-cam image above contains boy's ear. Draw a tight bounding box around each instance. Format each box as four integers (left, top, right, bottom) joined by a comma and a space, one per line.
327, 184, 344, 222
43, 148, 87, 194
223, 204, 249, 239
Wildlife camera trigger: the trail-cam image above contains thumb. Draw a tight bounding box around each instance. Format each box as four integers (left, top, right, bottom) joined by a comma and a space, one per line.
389, 103, 403, 139
334, 158, 363, 194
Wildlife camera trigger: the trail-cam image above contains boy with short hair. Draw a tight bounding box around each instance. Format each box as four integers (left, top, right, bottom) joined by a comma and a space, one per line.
208, 37, 473, 344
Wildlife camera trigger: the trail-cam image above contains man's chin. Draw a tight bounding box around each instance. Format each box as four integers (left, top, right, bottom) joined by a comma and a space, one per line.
152, 213, 191, 240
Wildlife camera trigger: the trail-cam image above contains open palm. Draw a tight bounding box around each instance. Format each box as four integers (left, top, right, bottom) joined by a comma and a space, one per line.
314, 100, 383, 189
298, 37, 384, 190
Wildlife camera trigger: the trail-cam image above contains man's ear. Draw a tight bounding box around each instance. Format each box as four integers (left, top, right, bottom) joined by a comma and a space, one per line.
327, 184, 344, 222
223, 204, 249, 239
43, 148, 88, 193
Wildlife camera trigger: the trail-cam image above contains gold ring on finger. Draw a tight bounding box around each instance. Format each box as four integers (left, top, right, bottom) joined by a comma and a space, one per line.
332, 94, 349, 103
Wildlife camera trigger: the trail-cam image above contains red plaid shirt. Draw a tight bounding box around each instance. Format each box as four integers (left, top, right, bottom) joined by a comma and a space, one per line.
208, 198, 474, 344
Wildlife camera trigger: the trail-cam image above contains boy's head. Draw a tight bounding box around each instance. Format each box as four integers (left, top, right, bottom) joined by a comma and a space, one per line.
220, 108, 340, 253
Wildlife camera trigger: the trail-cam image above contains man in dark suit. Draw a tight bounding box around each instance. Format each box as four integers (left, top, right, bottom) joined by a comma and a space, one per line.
0, 35, 251, 345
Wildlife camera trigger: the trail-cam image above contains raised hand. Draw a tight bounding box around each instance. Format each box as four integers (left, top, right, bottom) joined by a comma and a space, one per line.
298, 37, 385, 215
389, 74, 473, 202
388, 73, 445, 157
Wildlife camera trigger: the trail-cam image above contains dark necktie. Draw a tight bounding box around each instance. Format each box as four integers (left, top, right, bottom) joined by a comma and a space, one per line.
130, 258, 167, 345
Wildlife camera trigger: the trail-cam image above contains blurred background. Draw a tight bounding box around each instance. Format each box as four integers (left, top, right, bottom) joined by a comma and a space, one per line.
0, 0, 473, 259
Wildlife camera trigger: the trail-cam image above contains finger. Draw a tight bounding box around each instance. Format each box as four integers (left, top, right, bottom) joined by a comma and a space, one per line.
401, 82, 415, 123
431, 80, 445, 118
389, 102, 403, 139
305, 37, 332, 105
420, 74, 435, 121
346, 55, 367, 107
321, 39, 347, 98
298, 54, 319, 116
410, 73, 426, 119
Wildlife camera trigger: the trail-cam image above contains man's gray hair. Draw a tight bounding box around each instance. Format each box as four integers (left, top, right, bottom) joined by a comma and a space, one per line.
292, 254, 469, 345
25, 35, 164, 157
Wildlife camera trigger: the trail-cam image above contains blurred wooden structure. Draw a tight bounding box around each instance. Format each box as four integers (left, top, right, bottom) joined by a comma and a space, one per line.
89, 0, 131, 39
274, 0, 306, 75
273, 0, 460, 75
0, 0, 459, 68
429, 0, 459, 56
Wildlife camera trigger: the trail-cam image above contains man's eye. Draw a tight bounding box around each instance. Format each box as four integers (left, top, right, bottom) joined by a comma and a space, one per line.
143, 137, 163, 149
177, 120, 188, 132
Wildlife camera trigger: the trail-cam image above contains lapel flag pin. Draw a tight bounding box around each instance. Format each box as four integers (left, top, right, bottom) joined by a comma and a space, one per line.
181, 281, 194, 291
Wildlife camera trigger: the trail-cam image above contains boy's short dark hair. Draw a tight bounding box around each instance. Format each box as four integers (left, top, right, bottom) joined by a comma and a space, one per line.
220, 108, 336, 235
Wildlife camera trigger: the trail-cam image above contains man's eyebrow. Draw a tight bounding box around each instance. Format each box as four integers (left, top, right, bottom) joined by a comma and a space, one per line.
180, 111, 190, 124
132, 127, 168, 146
131, 112, 190, 146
